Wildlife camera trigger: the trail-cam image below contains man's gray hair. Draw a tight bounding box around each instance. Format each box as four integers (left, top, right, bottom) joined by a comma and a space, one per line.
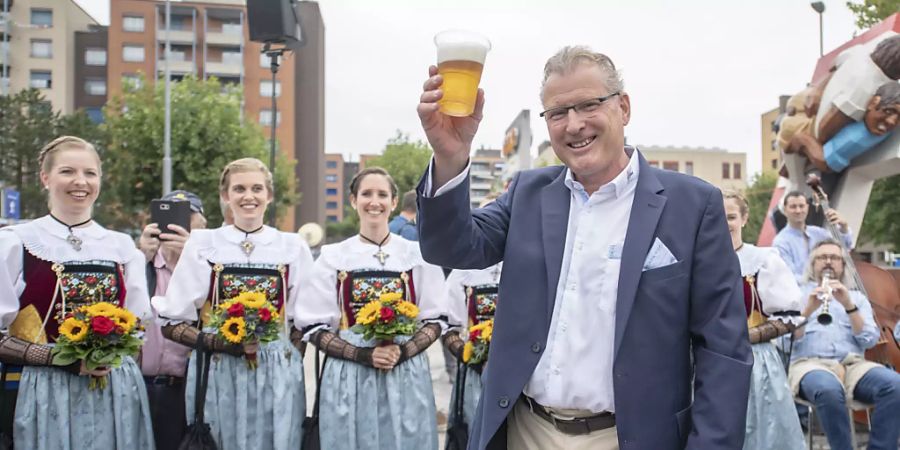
802, 238, 855, 288
540, 46, 624, 100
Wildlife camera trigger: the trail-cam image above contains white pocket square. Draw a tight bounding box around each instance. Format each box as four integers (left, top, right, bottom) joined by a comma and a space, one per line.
642, 238, 677, 271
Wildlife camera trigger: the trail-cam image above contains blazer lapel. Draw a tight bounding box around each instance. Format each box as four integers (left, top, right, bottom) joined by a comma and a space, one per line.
541, 168, 570, 326
615, 154, 666, 359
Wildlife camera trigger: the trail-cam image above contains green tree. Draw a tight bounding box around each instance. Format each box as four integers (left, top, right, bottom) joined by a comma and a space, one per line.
846, 0, 900, 30
365, 130, 433, 212
742, 171, 778, 245
101, 75, 296, 230
0, 89, 60, 219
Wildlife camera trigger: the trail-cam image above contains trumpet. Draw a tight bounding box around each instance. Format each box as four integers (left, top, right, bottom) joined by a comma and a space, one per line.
816, 270, 835, 325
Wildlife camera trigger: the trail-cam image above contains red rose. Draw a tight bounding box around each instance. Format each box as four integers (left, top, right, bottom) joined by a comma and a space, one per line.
85, 276, 97, 285
470, 329, 482, 340
247, 279, 257, 286
227, 302, 245, 317
91, 316, 116, 335
380, 307, 395, 322
259, 308, 272, 322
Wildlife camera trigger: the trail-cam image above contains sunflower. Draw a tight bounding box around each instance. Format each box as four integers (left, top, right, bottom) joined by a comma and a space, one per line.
379, 292, 403, 304
59, 318, 89, 342
110, 308, 137, 333
356, 300, 381, 326
84, 302, 117, 317
462, 341, 474, 363
234, 292, 267, 309
220, 317, 247, 344
395, 301, 419, 319
217, 299, 237, 311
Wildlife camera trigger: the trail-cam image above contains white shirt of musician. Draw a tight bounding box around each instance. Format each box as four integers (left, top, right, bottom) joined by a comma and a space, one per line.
523, 152, 638, 413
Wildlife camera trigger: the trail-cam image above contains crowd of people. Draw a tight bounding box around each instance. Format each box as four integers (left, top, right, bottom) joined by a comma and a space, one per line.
0, 43, 898, 450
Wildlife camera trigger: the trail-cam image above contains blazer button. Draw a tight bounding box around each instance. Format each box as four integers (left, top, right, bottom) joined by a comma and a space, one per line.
531, 342, 541, 353
498, 396, 510, 408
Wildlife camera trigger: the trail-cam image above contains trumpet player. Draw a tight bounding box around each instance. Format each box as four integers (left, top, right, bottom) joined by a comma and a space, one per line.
789, 239, 900, 450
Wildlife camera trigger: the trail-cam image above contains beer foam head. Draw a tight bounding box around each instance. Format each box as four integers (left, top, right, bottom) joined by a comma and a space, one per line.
435, 30, 491, 64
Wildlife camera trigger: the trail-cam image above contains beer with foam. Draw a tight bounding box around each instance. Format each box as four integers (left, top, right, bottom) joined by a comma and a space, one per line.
434, 30, 491, 117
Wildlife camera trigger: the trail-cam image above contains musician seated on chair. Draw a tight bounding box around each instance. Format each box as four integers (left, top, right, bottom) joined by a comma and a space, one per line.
788, 239, 900, 450
773, 191, 852, 283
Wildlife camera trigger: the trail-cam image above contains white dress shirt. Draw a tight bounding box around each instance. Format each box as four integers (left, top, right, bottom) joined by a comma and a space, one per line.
424, 151, 639, 413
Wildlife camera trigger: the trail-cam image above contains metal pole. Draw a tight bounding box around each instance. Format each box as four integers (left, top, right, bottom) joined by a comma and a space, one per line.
818, 12, 824, 57
162, 0, 173, 195
1, 0, 8, 96
266, 46, 280, 227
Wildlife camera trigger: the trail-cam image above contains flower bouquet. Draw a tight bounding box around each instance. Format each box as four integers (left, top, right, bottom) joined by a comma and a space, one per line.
207, 292, 281, 369
352, 292, 419, 344
52, 302, 143, 390
462, 319, 493, 366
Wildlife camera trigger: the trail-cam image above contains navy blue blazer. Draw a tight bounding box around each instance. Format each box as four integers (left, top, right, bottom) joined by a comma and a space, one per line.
417, 152, 752, 450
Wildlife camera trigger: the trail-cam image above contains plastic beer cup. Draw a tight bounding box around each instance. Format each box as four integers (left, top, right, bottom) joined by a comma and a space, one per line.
434, 30, 491, 117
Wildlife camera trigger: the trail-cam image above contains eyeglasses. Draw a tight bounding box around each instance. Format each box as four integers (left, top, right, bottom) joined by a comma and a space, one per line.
814, 254, 843, 263
539, 92, 621, 123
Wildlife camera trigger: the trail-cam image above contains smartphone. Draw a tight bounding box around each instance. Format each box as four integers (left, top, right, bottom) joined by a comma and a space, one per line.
150, 199, 192, 237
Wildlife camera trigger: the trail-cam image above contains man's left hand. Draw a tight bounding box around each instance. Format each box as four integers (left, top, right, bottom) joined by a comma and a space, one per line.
826, 280, 852, 309
825, 209, 849, 233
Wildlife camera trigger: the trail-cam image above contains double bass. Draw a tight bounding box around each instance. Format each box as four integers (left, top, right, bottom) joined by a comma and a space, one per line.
807, 175, 900, 378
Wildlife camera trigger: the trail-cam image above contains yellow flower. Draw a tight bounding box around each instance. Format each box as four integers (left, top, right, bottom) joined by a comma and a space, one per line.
59, 318, 89, 342
395, 301, 419, 319
220, 317, 247, 344
84, 302, 117, 317
379, 292, 403, 304
111, 309, 137, 333
235, 292, 267, 309
462, 341, 474, 363
217, 300, 236, 311
356, 301, 381, 326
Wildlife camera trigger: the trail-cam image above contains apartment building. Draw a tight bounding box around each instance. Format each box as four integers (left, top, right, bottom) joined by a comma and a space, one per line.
639, 145, 748, 191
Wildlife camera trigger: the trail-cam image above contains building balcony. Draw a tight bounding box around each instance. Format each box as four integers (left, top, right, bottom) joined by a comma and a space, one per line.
158, 59, 195, 74
205, 61, 241, 77
157, 29, 195, 44
206, 30, 242, 46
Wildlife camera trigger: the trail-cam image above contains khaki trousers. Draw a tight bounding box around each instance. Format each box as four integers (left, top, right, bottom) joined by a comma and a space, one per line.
507, 399, 619, 450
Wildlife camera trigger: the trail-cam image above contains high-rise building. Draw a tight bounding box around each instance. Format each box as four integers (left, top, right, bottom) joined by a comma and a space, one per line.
1, 0, 100, 113
470, 147, 503, 208
325, 153, 343, 223
74, 24, 108, 122
106, 0, 326, 230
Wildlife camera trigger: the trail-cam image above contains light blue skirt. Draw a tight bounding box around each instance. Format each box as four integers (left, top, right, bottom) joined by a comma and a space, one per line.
448, 365, 483, 427
318, 330, 438, 450
14, 356, 154, 450
186, 339, 305, 450
744, 342, 805, 450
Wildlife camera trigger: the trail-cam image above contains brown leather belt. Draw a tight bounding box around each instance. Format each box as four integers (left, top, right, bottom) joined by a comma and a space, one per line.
523, 395, 616, 436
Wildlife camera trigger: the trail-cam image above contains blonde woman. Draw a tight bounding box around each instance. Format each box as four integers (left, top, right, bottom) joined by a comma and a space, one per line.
0, 136, 154, 449
153, 158, 313, 450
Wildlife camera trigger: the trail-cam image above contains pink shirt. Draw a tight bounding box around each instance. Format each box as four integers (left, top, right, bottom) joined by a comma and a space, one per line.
140, 251, 192, 377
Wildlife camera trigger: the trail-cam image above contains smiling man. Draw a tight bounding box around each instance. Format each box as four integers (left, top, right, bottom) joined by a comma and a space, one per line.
415, 46, 751, 450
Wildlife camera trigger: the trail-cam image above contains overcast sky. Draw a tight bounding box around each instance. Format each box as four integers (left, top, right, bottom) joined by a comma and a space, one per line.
75, 0, 863, 177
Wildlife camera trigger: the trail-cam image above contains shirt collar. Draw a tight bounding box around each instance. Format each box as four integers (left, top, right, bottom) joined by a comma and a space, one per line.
221, 224, 277, 246
563, 146, 639, 199
34, 214, 106, 240
153, 250, 168, 270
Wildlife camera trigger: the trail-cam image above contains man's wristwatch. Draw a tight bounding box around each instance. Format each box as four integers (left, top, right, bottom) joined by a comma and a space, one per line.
845, 306, 859, 314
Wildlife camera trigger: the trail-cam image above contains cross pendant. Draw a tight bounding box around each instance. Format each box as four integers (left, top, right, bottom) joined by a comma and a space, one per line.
373, 249, 389, 266
240, 239, 255, 256
66, 234, 83, 251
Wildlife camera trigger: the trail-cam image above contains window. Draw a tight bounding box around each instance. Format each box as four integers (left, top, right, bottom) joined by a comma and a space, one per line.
30, 39, 52, 58
771, 159, 778, 169
648, 160, 659, 168
259, 109, 281, 126
326, 201, 339, 209
84, 107, 103, 124
733, 163, 742, 179
221, 50, 242, 65
85, 48, 107, 66
325, 174, 338, 182
29, 70, 51, 89
260, 53, 271, 68
84, 78, 106, 96
722, 162, 730, 179
260, 80, 281, 97
662, 161, 678, 172
123, 15, 145, 32
123, 45, 145, 62
326, 161, 338, 169
30, 9, 52, 27
122, 74, 142, 90
326, 188, 338, 196
684, 161, 694, 176
327, 215, 339, 223
222, 22, 242, 36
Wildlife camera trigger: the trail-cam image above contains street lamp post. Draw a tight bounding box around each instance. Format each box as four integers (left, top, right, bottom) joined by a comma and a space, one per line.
162, 0, 173, 196
811, 1, 825, 57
